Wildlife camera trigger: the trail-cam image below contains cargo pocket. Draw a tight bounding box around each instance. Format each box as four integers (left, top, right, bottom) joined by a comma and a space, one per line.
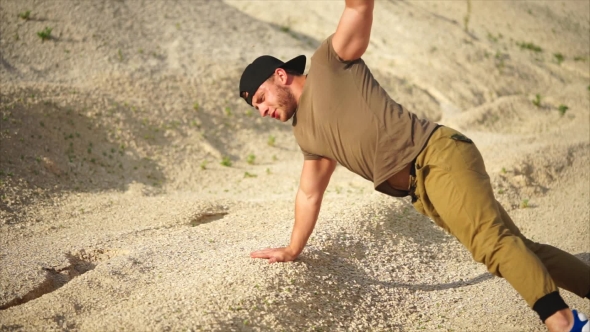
449, 133, 487, 175
450, 133, 473, 144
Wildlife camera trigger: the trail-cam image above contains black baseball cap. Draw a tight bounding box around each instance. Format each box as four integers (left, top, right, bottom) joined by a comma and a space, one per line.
239, 55, 306, 106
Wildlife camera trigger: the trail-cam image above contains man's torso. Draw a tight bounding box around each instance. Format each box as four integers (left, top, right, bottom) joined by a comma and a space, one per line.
293, 35, 437, 197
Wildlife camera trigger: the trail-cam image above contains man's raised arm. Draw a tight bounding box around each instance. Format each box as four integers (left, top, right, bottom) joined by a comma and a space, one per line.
332, 0, 375, 61
250, 157, 336, 263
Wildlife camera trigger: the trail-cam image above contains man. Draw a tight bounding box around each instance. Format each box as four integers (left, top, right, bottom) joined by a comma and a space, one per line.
238, 1, 590, 331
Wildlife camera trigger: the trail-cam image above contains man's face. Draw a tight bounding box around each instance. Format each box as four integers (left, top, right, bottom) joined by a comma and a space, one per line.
251, 75, 297, 122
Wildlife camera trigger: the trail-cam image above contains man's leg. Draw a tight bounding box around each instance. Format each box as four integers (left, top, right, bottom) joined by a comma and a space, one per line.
416, 165, 566, 320
410, 126, 573, 326
496, 201, 590, 299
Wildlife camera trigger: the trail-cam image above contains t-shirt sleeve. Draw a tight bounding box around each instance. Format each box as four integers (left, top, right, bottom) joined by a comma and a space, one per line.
300, 147, 322, 160
296, 34, 349, 162
311, 34, 355, 70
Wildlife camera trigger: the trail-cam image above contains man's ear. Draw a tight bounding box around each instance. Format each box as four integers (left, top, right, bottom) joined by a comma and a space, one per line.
274, 68, 290, 84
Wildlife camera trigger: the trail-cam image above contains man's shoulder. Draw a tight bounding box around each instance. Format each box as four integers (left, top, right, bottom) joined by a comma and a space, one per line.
312, 34, 335, 57
310, 34, 347, 68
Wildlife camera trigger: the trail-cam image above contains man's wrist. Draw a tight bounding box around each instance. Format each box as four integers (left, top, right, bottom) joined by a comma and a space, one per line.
286, 245, 302, 258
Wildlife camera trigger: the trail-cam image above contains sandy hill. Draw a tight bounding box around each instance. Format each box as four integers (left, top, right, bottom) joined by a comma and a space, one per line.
1, 1, 589, 331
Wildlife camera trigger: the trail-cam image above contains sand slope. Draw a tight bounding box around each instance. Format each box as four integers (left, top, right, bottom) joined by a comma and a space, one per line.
1, 1, 589, 331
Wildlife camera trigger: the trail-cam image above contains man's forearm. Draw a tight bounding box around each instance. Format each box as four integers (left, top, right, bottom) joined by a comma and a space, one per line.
287, 189, 323, 256
345, 0, 374, 12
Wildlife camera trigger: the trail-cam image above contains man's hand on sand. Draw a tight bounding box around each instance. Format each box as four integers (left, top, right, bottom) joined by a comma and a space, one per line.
250, 247, 298, 263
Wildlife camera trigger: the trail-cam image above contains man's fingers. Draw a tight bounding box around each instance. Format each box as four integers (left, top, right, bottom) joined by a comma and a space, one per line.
250, 247, 289, 263
250, 248, 277, 259
250, 251, 270, 258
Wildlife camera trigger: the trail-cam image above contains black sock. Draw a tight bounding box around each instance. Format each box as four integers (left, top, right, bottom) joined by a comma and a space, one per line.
532, 291, 569, 322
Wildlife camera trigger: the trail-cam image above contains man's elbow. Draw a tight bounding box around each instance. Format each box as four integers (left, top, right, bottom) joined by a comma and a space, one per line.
298, 188, 324, 206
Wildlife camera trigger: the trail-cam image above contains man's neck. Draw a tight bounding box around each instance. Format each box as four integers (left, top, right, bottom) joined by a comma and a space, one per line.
291, 75, 307, 103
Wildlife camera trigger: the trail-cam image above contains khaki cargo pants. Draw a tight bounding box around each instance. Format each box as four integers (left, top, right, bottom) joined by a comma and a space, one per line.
410, 126, 590, 312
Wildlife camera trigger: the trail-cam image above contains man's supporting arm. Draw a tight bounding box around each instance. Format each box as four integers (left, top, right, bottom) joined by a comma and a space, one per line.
250, 157, 336, 263
332, 0, 375, 61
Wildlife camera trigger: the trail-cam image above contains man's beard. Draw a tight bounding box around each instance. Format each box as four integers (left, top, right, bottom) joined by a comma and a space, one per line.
275, 84, 297, 120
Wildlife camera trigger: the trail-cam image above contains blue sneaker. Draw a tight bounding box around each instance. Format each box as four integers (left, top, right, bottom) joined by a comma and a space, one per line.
571, 310, 589, 332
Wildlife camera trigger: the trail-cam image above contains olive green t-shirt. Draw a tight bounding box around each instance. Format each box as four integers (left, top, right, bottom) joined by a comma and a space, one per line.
292, 35, 438, 197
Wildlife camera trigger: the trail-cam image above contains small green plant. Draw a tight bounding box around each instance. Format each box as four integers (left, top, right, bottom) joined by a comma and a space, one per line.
553, 53, 565, 65
18, 10, 31, 20
280, 26, 290, 33
37, 27, 53, 41
246, 154, 256, 165
573, 56, 587, 62
220, 157, 232, 167
497, 189, 505, 195
118, 49, 123, 61
488, 32, 503, 43
487, 32, 498, 43
463, 0, 472, 32
244, 172, 257, 178
267, 135, 276, 147
266, 168, 271, 175
517, 41, 542, 53
193, 102, 199, 111
501, 167, 507, 174
532, 94, 541, 108
558, 104, 568, 116
200, 160, 208, 170
494, 51, 506, 72
520, 198, 530, 209
224, 107, 232, 116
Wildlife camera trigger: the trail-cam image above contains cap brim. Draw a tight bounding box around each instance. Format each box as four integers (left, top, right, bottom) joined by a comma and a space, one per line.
280, 55, 306, 75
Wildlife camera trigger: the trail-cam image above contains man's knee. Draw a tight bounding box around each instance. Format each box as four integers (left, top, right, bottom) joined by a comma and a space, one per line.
468, 230, 526, 277
519, 236, 541, 252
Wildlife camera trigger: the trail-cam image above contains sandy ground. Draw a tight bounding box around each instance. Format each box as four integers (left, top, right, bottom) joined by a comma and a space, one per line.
1, 0, 589, 331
